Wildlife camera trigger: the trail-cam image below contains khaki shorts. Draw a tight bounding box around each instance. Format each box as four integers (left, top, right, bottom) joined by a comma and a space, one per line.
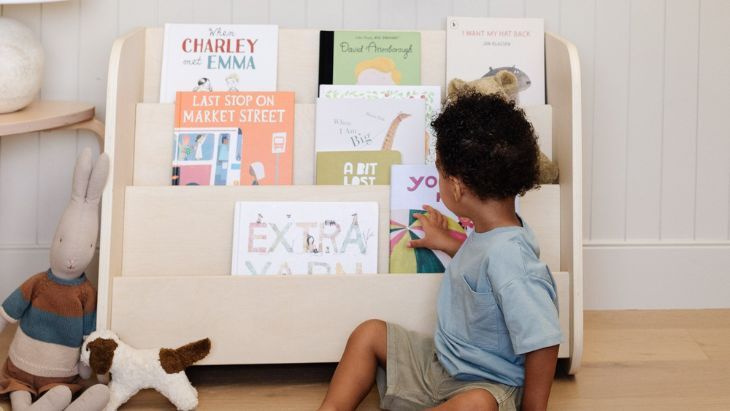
376, 323, 522, 411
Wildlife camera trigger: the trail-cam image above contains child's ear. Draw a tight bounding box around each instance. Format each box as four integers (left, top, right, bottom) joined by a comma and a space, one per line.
451, 177, 464, 201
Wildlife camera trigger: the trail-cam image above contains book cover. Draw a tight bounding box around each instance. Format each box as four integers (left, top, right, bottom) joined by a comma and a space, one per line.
319, 31, 421, 87
175, 91, 294, 185
319, 85, 441, 165
231, 201, 379, 275
389, 165, 470, 274
172, 127, 242, 186
315, 97, 426, 165
316, 151, 402, 186
160, 23, 278, 103
446, 17, 545, 106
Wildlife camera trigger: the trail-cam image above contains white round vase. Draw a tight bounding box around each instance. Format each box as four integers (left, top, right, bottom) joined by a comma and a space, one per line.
0, 17, 44, 114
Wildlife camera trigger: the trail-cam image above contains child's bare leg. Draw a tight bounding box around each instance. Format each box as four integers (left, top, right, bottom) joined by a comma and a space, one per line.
426, 389, 498, 411
319, 319, 387, 411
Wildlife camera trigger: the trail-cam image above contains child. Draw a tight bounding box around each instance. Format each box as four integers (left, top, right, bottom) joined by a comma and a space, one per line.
318, 92, 562, 411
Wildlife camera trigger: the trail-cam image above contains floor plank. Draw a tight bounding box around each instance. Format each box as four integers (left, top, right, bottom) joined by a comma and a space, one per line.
1, 310, 730, 410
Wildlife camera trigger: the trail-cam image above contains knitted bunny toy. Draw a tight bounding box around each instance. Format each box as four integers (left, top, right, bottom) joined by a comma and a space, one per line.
0, 148, 111, 411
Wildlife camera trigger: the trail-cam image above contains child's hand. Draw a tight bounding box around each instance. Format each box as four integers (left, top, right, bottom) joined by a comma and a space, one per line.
408, 205, 463, 258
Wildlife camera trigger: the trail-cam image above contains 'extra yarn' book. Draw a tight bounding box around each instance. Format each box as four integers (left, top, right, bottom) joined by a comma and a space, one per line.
389, 165, 470, 274
231, 201, 379, 275
318, 30, 421, 88
160, 23, 278, 103
446, 17, 545, 106
173, 91, 294, 186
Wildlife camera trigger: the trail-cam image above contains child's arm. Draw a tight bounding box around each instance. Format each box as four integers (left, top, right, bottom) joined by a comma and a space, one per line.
521, 344, 559, 411
408, 205, 463, 257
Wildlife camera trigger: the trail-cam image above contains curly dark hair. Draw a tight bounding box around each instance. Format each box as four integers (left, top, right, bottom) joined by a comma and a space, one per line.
432, 91, 540, 199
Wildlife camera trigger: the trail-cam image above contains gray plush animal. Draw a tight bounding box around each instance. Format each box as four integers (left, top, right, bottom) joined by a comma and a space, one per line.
0, 148, 111, 411
483, 65, 532, 93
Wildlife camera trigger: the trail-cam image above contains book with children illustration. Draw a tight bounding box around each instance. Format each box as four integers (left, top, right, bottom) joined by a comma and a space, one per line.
160, 23, 278, 103
389, 165, 471, 274
318, 30, 421, 88
174, 91, 294, 186
446, 17, 545, 106
231, 201, 379, 275
315, 151, 402, 186
315, 97, 426, 165
319, 85, 441, 165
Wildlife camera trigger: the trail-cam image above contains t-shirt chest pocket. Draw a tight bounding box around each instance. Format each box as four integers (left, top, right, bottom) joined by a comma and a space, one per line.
453, 272, 502, 350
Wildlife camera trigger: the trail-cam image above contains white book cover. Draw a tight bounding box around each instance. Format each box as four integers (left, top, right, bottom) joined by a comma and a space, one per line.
160, 23, 278, 103
231, 201, 379, 275
389, 165, 470, 274
446, 17, 545, 106
319, 85, 442, 165
315, 98, 426, 165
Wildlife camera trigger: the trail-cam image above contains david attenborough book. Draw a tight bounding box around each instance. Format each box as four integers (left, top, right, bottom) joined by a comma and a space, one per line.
231, 201, 379, 275
160, 23, 278, 103
319, 30, 421, 88
446, 17, 545, 106
174, 91, 294, 186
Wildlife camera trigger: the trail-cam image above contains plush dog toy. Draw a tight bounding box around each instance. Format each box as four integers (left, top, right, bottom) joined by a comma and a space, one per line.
81, 330, 211, 411
0, 148, 110, 411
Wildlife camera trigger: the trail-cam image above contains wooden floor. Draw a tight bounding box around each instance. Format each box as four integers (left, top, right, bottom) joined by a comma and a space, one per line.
2, 310, 729, 410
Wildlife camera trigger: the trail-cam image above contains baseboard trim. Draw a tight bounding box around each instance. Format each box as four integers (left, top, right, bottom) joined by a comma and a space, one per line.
585, 240, 730, 248
584, 244, 730, 310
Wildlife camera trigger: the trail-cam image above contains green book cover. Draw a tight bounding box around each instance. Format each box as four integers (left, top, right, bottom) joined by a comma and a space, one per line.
332, 31, 421, 85
316, 151, 402, 185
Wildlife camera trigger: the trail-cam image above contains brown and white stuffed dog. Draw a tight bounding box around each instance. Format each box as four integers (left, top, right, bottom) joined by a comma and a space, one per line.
81, 330, 211, 411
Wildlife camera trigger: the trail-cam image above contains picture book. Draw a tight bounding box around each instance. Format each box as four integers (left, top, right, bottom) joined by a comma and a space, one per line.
446, 17, 545, 106
231, 201, 379, 275
172, 127, 242, 186
160, 23, 278, 103
319, 85, 441, 164
319, 30, 421, 87
389, 165, 470, 274
315, 151, 402, 186
315, 97, 426, 165
174, 91, 294, 186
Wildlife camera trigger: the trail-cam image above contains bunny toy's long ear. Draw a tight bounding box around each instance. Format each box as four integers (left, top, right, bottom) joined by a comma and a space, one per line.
86, 153, 110, 205
72, 148, 93, 203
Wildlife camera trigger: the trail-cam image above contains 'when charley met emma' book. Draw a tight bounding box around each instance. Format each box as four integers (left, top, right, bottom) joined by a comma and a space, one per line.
389, 165, 470, 274
173, 91, 294, 186
319, 30, 421, 88
160, 23, 278, 103
446, 17, 545, 106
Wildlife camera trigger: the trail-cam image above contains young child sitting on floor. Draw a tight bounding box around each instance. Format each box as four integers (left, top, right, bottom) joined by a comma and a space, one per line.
318, 91, 562, 411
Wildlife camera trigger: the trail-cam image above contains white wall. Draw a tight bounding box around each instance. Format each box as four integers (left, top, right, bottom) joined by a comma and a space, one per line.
1, 0, 728, 308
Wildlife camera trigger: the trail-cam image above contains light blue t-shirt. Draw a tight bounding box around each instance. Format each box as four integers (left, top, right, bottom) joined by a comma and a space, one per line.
434, 217, 562, 387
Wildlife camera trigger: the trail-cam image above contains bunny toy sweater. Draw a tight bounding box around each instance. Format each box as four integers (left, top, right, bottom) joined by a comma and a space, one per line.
0, 269, 96, 378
